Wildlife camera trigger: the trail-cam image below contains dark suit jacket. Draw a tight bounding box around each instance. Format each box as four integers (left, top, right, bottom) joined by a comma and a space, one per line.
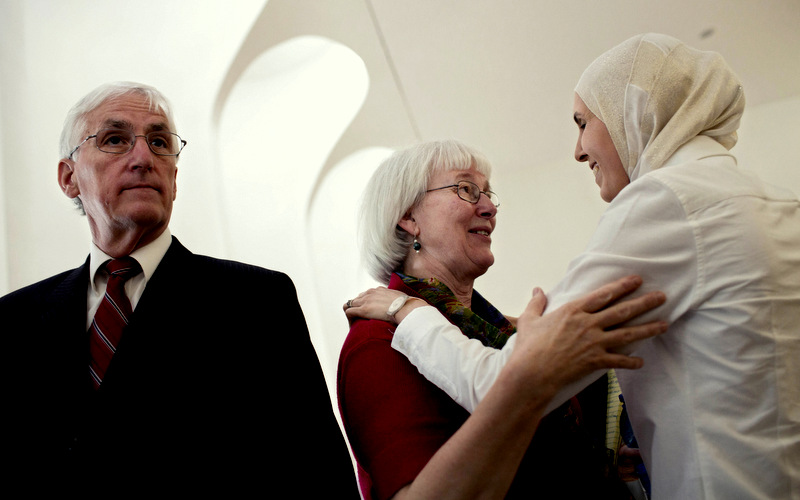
2, 237, 358, 496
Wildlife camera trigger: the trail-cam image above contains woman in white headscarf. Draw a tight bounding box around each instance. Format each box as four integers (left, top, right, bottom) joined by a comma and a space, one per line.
347, 33, 800, 499
573, 32, 745, 188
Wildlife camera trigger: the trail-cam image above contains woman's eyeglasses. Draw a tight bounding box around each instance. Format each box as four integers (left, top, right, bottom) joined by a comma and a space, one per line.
426, 180, 500, 207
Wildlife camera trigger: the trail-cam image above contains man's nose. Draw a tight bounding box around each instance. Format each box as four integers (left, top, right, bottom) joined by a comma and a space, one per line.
129, 136, 156, 169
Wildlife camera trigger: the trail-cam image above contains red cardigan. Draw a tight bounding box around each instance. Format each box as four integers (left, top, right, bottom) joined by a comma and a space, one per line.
338, 279, 468, 499
337, 274, 630, 500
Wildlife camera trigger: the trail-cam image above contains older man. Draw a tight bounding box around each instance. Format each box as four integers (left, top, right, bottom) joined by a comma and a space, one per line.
1, 82, 358, 495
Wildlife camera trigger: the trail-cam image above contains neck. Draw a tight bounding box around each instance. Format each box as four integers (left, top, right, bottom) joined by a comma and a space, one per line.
91, 224, 165, 258
403, 258, 475, 308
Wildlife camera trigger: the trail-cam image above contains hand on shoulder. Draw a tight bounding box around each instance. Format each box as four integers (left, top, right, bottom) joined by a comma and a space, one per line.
506, 276, 668, 398
344, 287, 427, 326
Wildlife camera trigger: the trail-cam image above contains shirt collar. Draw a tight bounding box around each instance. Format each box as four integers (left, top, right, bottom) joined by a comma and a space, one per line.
662, 135, 737, 169
89, 229, 172, 294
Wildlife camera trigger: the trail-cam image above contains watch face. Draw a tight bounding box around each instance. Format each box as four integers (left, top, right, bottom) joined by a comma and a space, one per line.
388, 295, 408, 317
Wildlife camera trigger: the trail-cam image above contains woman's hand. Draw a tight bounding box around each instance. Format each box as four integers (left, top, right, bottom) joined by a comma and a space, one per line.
506, 275, 668, 397
344, 287, 427, 326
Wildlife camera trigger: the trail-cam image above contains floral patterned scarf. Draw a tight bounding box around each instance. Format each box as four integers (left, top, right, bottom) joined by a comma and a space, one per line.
397, 272, 515, 348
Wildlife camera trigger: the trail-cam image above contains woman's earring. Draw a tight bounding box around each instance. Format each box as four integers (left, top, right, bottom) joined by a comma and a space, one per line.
413, 238, 421, 253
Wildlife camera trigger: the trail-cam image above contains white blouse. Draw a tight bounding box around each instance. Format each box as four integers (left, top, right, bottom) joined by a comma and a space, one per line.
392, 137, 800, 499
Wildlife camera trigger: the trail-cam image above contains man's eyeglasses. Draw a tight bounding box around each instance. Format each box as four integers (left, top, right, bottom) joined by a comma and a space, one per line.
426, 180, 500, 207
68, 128, 187, 159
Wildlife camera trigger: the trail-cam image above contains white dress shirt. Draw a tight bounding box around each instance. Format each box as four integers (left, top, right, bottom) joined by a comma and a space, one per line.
86, 229, 172, 330
392, 137, 800, 499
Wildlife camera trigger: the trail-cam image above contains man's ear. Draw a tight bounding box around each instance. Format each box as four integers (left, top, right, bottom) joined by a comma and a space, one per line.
58, 159, 80, 198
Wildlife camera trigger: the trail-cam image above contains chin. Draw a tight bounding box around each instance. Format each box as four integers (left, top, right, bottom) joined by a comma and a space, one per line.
122, 205, 170, 227
600, 188, 616, 203
476, 257, 495, 277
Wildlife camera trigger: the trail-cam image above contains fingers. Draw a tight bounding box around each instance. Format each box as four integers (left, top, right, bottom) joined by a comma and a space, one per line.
343, 303, 359, 318
521, 287, 547, 319
570, 275, 666, 329
603, 320, 668, 349
594, 290, 666, 329
618, 445, 641, 457
603, 353, 645, 370
570, 322, 667, 372
343, 287, 385, 306
342, 287, 407, 322
579, 275, 644, 313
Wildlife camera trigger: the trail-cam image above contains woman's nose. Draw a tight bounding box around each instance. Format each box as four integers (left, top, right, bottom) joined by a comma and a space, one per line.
575, 139, 588, 162
476, 194, 498, 217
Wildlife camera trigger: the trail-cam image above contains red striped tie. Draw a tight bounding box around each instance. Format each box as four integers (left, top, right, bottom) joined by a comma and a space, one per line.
89, 257, 141, 389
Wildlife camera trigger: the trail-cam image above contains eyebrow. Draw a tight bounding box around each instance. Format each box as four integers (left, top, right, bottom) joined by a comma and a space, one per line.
100, 119, 170, 132
453, 171, 492, 191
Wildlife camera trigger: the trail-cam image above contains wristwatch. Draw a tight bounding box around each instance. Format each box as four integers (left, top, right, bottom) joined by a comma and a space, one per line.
387, 294, 410, 319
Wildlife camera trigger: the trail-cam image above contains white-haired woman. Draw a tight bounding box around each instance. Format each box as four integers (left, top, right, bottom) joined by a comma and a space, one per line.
338, 139, 667, 500
348, 35, 800, 499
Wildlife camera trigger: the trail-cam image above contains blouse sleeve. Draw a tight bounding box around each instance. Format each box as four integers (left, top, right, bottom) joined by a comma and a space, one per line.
392, 175, 700, 413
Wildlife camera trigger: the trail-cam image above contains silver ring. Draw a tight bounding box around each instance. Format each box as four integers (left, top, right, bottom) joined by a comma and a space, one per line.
346, 299, 353, 308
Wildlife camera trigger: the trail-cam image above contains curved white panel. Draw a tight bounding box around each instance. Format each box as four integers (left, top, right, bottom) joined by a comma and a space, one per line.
307, 146, 394, 374
216, 35, 369, 385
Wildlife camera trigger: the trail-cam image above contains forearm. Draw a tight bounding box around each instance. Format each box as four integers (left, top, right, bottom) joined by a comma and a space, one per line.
393, 307, 507, 412
394, 307, 608, 414
394, 364, 553, 500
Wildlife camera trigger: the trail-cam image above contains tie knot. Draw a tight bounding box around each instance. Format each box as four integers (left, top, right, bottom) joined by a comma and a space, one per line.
105, 257, 141, 279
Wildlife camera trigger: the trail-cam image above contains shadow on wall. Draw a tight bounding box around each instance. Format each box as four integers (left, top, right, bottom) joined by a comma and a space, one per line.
214, 35, 388, 395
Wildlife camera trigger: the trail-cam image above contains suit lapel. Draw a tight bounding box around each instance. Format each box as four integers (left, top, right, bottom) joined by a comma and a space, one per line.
130, 236, 193, 323
35, 259, 93, 399
40, 258, 90, 334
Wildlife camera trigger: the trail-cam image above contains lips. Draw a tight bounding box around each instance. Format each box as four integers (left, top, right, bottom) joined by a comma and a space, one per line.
122, 184, 160, 192
469, 227, 492, 238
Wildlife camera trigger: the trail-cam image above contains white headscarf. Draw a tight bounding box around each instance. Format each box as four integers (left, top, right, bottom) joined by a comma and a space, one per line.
575, 33, 745, 180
